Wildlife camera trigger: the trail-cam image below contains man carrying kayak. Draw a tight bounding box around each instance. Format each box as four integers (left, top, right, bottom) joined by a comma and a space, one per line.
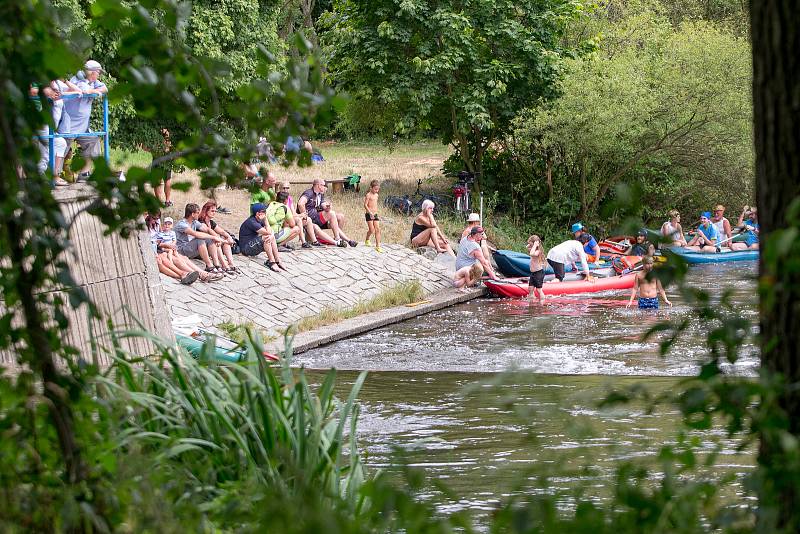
685, 212, 719, 252
546, 239, 594, 283
571, 222, 600, 262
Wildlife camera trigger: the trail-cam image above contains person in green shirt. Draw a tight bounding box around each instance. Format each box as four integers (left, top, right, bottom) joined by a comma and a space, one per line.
266, 192, 302, 250
251, 171, 277, 204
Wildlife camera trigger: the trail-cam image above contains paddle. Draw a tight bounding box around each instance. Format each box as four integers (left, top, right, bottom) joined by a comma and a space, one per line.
714, 230, 745, 250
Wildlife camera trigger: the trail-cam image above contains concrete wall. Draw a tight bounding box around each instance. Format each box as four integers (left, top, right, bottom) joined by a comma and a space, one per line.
0, 185, 172, 368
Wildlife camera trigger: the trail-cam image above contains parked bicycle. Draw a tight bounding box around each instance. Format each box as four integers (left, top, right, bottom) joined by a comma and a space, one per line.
448, 170, 477, 220
384, 177, 451, 216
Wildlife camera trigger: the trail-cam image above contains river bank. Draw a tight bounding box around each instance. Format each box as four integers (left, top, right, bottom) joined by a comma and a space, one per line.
161, 243, 485, 351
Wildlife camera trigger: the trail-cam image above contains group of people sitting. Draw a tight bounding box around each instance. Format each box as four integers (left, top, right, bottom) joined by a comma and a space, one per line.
147, 172, 366, 282
661, 204, 759, 252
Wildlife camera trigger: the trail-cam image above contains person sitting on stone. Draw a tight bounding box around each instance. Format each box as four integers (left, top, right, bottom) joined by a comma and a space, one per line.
266, 192, 303, 251
455, 226, 498, 280
461, 212, 494, 259
175, 203, 228, 274
280, 180, 314, 248
238, 202, 285, 272
146, 212, 220, 282
251, 170, 278, 205
297, 178, 356, 247
198, 200, 241, 273
410, 199, 454, 256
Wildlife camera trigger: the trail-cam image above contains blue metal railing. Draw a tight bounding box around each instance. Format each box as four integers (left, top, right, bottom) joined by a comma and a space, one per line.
35, 92, 110, 172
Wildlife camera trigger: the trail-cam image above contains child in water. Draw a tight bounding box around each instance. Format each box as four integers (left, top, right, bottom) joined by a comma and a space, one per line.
526, 234, 546, 304
626, 256, 671, 309
453, 262, 484, 291
364, 180, 382, 252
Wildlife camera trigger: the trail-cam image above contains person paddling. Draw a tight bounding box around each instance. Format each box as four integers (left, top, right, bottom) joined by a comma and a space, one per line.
627, 256, 671, 310
546, 239, 594, 283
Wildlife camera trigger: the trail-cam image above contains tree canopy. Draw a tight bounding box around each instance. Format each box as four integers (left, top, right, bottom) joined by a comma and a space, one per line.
321, 0, 583, 183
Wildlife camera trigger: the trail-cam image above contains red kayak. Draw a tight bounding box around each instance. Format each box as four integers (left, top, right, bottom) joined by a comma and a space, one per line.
485, 274, 637, 298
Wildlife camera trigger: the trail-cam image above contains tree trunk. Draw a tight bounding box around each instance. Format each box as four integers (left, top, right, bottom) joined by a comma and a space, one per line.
545, 153, 553, 199
751, 1, 800, 530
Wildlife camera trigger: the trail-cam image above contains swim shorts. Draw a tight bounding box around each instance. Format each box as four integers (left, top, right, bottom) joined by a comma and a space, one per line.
638, 297, 659, 310
528, 269, 545, 288
364, 212, 380, 222
546, 259, 566, 281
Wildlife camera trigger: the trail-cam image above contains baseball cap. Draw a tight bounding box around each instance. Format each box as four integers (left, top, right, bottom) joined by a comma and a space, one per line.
570, 222, 584, 233
467, 213, 481, 222
84, 60, 104, 72
469, 226, 485, 236
700, 211, 711, 219
163, 216, 174, 224
251, 202, 267, 214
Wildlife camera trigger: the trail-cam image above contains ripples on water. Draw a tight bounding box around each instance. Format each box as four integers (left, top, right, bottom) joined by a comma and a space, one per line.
299, 263, 758, 515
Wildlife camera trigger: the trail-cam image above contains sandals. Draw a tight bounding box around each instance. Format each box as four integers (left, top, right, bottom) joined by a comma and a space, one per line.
264, 260, 281, 273
180, 271, 199, 285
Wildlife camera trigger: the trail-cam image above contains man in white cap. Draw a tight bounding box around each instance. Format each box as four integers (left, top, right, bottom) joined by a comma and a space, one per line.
64, 60, 108, 181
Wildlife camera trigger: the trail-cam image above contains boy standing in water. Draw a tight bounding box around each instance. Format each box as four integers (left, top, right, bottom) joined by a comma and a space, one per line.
626, 256, 671, 309
526, 234, 546, 304
364, 180, 382, 252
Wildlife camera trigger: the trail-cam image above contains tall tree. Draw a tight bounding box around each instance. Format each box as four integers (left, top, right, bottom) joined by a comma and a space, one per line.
321, 0, 581, 185
751, 1, 800, 531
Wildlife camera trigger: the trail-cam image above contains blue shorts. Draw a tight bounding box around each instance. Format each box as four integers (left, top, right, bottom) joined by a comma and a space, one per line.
638, 297, 659, 310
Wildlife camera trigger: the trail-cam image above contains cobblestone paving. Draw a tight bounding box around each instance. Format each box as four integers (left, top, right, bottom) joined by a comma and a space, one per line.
161, 244, 454, 338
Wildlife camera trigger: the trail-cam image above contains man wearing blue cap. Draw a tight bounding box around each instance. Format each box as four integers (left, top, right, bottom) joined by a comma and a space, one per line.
686, 212, 719, 252
238, 203, 285, 271
571, 222, 600, 262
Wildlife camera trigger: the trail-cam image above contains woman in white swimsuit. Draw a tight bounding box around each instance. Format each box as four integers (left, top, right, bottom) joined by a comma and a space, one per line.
661, 209, 687, 246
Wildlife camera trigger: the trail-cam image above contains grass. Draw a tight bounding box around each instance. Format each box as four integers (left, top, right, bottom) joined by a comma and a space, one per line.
292, 279, 424, 334
217, 319, 276, 345
120, 140, 463, 247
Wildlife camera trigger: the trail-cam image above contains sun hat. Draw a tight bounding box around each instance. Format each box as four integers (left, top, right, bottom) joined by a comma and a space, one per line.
713, 204, 725, 211
251, 203, 267, 214
163, 216, 174, 224
469, 226, 485, 236
467, 213, 481, 223
84, 60, 104, 72
570, 222, 584, 233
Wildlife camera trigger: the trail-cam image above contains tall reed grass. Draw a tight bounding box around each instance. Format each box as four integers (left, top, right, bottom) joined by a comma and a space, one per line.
100, 330, 369, 526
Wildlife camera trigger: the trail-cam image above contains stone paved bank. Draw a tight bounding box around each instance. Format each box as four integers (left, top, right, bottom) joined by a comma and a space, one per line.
162, 244, 459, 341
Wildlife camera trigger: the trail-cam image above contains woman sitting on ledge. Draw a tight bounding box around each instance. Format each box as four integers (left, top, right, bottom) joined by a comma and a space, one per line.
410, 200, 455, 256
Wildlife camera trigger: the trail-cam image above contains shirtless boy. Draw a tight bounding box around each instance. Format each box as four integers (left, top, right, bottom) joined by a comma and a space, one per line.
453, 262, 483, 291
626, 256, 671, 309
364, 180, 382, 252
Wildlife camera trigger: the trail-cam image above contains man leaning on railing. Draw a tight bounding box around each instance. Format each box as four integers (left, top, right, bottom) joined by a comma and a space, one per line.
63, 60, 108, 182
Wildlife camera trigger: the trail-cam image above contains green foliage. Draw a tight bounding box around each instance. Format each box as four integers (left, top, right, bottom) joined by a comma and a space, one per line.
486, 10, 752, 238
321, 0, 584, 182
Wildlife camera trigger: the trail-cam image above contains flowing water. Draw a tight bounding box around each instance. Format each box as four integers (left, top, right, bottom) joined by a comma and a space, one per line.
298, 263, 758, 513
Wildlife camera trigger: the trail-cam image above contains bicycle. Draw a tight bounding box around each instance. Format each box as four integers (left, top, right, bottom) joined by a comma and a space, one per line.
448, 170, 477, 220
384, 177, 451, 216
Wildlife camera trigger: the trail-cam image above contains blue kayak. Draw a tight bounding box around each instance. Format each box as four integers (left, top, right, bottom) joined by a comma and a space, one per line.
493, 249, 609, 278
664, 247, 758, 264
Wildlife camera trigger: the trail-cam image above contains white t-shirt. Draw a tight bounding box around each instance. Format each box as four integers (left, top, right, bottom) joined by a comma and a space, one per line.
546, 240, 589, 272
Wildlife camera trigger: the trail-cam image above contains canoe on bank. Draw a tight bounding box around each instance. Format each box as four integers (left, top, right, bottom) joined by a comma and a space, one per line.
485, 273, 637, 298
493, 249, 610, 278
664, 247, 758, 264
176, 333, 279, 363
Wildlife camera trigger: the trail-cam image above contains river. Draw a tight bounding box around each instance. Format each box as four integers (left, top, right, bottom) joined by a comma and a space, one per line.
297, 263, 758, 514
